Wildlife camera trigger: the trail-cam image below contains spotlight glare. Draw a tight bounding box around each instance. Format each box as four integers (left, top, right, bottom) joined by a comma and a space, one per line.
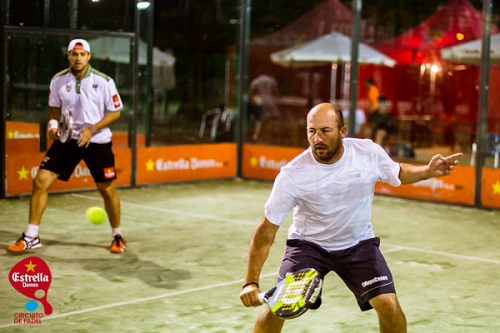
137, 1, 151, 10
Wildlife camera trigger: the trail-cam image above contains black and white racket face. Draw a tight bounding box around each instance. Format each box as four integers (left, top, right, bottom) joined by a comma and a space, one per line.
58, 110, 73, 143
266, 268, 323, 319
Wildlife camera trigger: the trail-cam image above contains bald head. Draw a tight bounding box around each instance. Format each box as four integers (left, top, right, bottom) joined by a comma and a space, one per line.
307, 103, 344, 130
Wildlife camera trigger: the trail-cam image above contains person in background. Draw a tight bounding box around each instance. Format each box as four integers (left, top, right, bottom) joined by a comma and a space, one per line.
248, 73, 279, 141
240, 102, 462, 333
364, 78, 380, 139
7, 38, 126, 254
341, 100, 366, 137
373, 95, 397, 151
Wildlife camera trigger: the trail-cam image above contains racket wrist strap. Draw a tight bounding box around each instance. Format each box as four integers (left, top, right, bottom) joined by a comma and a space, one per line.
242, 282, 259, 289
48, 119, 58, 131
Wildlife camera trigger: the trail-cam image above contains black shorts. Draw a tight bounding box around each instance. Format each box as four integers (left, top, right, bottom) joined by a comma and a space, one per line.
278, 237, 396, 311
375, 114, 397, 134
367, 109, 381, 127
40, 140, 117, 183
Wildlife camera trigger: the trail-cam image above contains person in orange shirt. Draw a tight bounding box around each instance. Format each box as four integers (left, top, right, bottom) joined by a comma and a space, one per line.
365, 78, 380, 139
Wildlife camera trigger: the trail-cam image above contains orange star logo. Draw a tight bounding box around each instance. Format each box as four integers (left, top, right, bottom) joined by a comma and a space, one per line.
17, 166, 29, 180
146, 159, 155, 172
25, 260, 37, 272
493, 181, 500, 195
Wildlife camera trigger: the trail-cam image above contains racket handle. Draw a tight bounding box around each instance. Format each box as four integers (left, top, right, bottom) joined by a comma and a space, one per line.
259, 285, 276, 303
258, 292, 267, 303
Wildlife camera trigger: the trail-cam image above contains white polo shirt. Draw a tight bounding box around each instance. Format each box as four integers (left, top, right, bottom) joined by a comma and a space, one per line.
48, 66, 123, 143
264, 138, 401, 251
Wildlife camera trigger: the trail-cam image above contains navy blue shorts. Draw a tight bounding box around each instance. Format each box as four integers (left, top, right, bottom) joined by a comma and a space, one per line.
40, 140, 117, 183
278, 237, 396, 311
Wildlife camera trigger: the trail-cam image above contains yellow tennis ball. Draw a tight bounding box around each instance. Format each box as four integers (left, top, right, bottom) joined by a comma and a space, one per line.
85, 207, 107, 225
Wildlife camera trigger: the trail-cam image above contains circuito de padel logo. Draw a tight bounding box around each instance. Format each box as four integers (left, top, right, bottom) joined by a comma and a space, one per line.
8, 256, 53, 324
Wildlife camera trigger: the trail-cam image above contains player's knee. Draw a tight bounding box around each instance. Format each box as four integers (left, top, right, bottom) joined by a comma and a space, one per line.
96, 181, 115, 197
32, 170, 56, 191
370, 293, 403, 316
371, 295, 407, 332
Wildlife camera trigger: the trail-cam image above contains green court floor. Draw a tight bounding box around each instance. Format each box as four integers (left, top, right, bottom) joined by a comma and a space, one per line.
1, 179, 499, 332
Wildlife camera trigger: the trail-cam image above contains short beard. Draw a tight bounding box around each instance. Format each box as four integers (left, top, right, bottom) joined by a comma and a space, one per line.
313, 142, 342, 163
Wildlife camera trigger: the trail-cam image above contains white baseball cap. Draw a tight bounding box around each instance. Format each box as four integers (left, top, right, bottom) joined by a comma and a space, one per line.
67, 39, 91, 53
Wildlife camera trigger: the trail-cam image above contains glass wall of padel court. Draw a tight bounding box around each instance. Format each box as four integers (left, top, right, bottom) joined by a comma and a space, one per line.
1, 0, 499, 209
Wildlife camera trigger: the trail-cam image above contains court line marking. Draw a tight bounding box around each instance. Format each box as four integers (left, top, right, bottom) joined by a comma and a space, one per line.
71, 193, 256, 226
0, 272, 278, 328
2, 240, 498, 327
381, 246, 405, 254
72, 193, 500, 265
2, 235, 498, 328
384, 243, 500, 265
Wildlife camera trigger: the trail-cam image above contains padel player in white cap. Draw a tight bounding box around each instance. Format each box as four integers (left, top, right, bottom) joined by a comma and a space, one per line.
7, 38, 126, 254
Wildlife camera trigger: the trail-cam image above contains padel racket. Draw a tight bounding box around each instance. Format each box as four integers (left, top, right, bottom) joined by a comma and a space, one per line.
57, 110, 73, 143
258, 268, 323, 319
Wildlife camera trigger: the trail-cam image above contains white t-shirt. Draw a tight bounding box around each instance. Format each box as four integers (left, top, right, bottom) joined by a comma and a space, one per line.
264, 138, 401, 251
48, 66, 123, 143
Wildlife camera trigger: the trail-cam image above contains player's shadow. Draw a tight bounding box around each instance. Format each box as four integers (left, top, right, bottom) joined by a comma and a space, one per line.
76, 252, 193, 289
1, 230, 192, 289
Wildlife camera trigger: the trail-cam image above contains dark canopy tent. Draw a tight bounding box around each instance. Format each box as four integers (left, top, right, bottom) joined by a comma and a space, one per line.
250, 0, 386, 50
241, 0, 388, 111
358, 0, 500, 148
227, 0, 498, 147
226, 0, 388, 126
373, 0, 498, 65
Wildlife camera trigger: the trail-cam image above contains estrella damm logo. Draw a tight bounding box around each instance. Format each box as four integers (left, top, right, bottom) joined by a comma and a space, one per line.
8, 256, 53, 324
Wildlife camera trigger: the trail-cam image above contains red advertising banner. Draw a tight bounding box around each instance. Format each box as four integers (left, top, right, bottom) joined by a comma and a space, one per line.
375, 165, 475, 205
4, 133, 498, 207
136, 143, 237, 184
5, 149, 131, 196
241, 144, 478, 206
481, 168, 500, 209
242, 144, 303, 180
6, 121, 45, 154
5, 121, 142, 153
6, 121, 40, 140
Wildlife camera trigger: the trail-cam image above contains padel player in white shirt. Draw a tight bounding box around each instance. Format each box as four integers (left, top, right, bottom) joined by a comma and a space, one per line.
266, 138, 401, 251
240, 103, 463, 333
7, 38, 126, 254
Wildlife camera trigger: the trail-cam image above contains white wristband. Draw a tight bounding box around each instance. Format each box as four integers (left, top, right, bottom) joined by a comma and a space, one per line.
48, 119, 59, 131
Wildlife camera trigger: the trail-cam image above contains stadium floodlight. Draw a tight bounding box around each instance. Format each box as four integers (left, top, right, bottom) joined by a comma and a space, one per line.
137, 1, 151, 10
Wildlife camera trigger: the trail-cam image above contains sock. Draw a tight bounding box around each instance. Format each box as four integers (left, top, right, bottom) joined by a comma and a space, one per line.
25, 224, 39, 238
112, 228, 121, 237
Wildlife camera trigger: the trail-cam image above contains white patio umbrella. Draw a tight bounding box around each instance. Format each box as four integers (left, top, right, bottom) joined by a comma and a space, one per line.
270, 31, 396, 101
86, 36, 176, 90
271, 31, 396, 67
441, 33, 500, 64
88, 36, 175, 67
